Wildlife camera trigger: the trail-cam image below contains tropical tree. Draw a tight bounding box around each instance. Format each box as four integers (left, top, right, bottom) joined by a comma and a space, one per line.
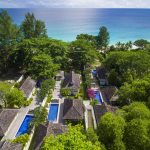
31, 106, 47, 127
42, 124, 103, 150
69, 39, 97, 75
97, 26, 109, 50
124, 119, 150, 150
97, 113, 126, 150
0, 10, 20, 73
0, 82, 25, 108
39, 79, 55, 100
118, 74, 150, 105
21, 13, 47, 39
134, 39, 149, 49
28, 54, 59, 80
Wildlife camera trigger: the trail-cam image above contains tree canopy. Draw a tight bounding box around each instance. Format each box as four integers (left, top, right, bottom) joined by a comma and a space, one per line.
42, 124, 104, 150
21, 13, 47, 39
28, 54, 59, 80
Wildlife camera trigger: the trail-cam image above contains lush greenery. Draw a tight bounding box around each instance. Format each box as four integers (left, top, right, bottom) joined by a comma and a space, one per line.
0, 82, 25, 108
97, 102, 150, 150
12, 134, 29, 147
60, 88, 71, 96
42, 124, 105, 150
104, 51, 150, 86
31, 106, 47, 127
38, 79, 55, 100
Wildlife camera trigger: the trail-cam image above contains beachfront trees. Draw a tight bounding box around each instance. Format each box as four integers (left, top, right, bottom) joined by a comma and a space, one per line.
104, 51, 150, 86
97, 113, 126, 150
21, 13, 47, 39
69, 39, 97, 72
97, 26, 109, 50
14, 38, 68, 70
42, 124, 103, 150
28, 54, 59, 80
31, 106, 47, 127
134, 39, 149, 49
0, 10, 20, 73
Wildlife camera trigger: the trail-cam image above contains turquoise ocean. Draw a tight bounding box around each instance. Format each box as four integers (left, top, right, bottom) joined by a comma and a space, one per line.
5, 8, 150, 44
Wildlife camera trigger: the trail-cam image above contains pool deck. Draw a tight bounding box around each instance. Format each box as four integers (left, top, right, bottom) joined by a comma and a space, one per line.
48, 81, 64, 124
2, 93, 40, 140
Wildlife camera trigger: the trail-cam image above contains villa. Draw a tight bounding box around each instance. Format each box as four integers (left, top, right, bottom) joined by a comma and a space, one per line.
63, 99, 84, 123
96, 67, 108, 86
20, 76, 36, 99
93, 103, 117, 125
100, 86, 118, 105
62, 71, 81, 95
0, 141, 22, 150
0, 109, 18, 140
32, 122, 67, 150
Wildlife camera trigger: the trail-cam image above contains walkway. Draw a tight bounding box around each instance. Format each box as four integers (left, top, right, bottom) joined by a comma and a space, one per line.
2, 92, 40, 140
50, 81, 64, 124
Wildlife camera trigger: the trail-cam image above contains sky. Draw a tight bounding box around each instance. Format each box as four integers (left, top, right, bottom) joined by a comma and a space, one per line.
0, 0, 150, 8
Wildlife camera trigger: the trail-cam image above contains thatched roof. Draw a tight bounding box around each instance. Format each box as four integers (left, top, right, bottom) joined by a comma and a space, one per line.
0, 109, 18, 138
63, 71, 80, 90
33, 122, 67, 150
20, 76, 36, 98
0, 141, 22, 150
93, 103, 117, 125
96, 67, 107, 79
63, 99, 84, 120
100, 86, 118, 104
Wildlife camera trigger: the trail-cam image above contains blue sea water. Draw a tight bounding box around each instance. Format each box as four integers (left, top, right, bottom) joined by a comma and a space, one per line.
3, 8, 150, 44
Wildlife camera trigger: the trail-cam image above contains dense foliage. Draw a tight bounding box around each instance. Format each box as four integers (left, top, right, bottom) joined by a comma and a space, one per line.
42, 124, 104, 150
98, 103, 150, 150
0, 82, 25, 108
104, 51, 150, 86
31, 106, 47, 127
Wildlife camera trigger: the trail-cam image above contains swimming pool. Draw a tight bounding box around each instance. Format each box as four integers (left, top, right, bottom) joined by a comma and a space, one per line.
94, 91, 103, 104
48, 103, 59, 122
16, 115, 33, 137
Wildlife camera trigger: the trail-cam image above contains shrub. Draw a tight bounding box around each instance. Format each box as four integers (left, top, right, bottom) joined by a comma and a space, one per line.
90, 99, 99, 106
12, 134, 29, 147
60, 88, 71, 96
23, 98, 33, 107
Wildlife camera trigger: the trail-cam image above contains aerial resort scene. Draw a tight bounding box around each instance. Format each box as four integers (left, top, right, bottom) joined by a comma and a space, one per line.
0, 0, 150, 150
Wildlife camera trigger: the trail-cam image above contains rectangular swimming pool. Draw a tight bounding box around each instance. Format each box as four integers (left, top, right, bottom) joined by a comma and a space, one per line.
48, 103, 59, 122
94, 91, 103, 104
16, 115, 33, 137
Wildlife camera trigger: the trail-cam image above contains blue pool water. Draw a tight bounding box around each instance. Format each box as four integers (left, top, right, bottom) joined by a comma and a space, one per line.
16, 115, 33, 137
48, 104, 59, 122
95, 91, 103, 104
92, 70, 97, 77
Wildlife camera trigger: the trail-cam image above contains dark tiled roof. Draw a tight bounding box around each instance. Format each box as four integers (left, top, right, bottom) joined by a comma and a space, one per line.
100, 86, 118, 104
20, 76, 36, 98
33, 122, 67, 150
0, 141, 22, 150
63, 99, 84, 120
0, 109, 18, 137
63, 71, 80, 90
96, 67, 107, 79
93, 104, 117, 125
